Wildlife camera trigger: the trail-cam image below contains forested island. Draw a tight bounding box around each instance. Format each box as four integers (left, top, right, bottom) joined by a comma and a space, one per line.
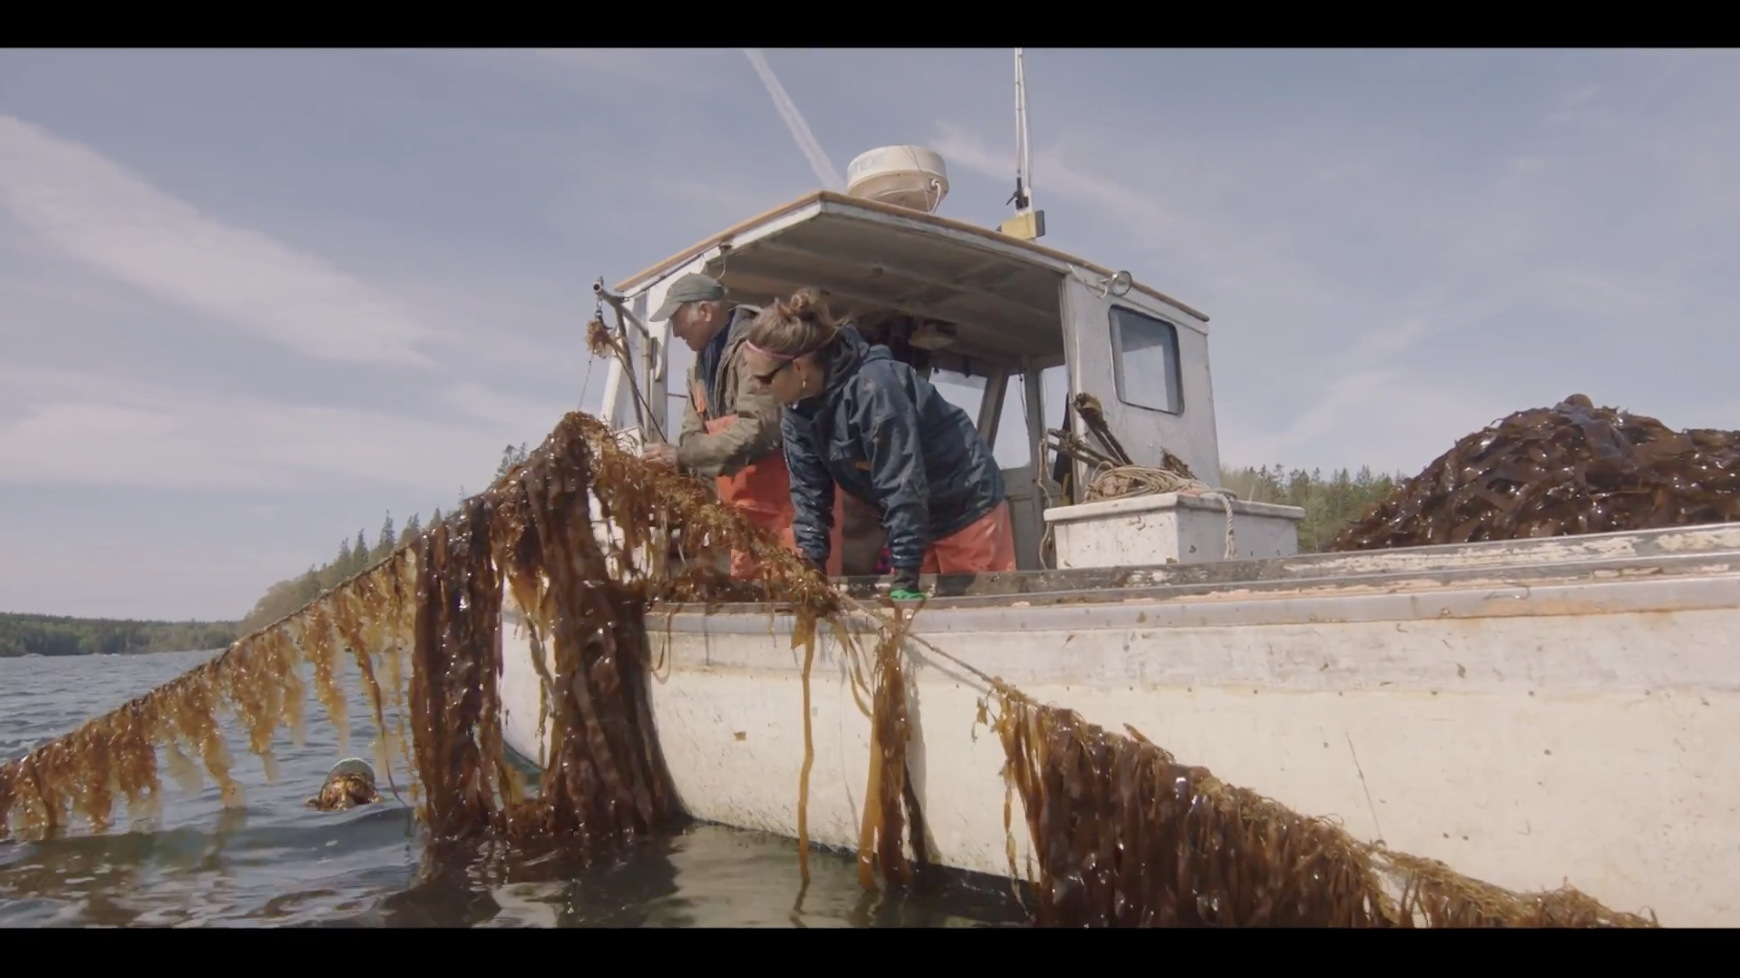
1217, 463, 1403, 551
232, 455, 1404, 634
0, 614, 240, 658
4, 443, 1406, 657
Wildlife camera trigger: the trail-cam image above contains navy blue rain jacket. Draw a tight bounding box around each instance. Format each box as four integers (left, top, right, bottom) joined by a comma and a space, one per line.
780, 326, 1005, 571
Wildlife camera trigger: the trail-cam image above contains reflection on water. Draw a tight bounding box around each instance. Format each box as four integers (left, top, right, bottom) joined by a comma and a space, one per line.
363, 820, 1027, 929
1, 650, 1026, 927
0, 803, 420, 926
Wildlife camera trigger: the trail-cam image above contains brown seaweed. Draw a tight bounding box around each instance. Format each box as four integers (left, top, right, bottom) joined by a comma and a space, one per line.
1331, 393, 1740, 551
981, 682, 1657, 927
0, 405, 1660, 927
0, 412, 832, 858
853, 602, 926, 892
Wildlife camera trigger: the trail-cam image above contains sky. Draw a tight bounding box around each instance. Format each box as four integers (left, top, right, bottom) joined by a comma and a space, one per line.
3, 48, 1738, 621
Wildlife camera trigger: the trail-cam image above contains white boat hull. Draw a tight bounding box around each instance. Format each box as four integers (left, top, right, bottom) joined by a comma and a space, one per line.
499, 524, 1740, 926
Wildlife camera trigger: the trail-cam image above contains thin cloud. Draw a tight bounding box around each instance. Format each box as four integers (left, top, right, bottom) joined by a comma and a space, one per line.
929, 119, 1447, 465
526, 48, 711, 92
0, 362, 562, 494
0, 542, 322, 621
937, 101, 1677, 481
930, 121, 1349, 315
0, 114, 445, 368
741, 49, 843, 191
4, 48, 1739, 619
440, 380, 577, 434
1541, 268, 1677, 317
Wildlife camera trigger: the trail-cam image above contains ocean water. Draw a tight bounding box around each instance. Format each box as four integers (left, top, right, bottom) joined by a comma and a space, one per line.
0, 649, 1027, 927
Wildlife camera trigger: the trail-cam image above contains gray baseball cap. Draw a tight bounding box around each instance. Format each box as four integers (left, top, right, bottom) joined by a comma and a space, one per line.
649, 273, 726, 322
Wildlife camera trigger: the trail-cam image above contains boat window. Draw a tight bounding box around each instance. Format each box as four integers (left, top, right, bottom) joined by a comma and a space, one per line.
1108, 305, 1183, 415
992, 372, 1033, 470
929, 367, 988, 433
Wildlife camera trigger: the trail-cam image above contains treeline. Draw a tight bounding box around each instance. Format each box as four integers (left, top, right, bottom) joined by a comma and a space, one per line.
233, 451, 1410, 636
1218, 463, 1409, 552
0, 613, 238, 658
237, 444, 531, 634
5, 449, 1414, 658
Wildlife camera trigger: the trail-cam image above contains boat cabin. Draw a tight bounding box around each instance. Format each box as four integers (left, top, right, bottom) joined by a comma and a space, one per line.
593, 184, 1303, 575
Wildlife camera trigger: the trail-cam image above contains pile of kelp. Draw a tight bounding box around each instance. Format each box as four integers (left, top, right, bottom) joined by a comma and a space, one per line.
0, 408, 1658, 926
1331, 394, 1740, 551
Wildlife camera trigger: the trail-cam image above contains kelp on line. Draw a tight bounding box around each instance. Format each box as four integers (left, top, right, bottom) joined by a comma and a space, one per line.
980, 683, 1657, 927
0, 407, 1657, 926
0, 411, 843, 858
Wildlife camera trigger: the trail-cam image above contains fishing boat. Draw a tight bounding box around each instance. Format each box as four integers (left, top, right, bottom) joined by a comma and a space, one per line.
499, 58, 1740, 927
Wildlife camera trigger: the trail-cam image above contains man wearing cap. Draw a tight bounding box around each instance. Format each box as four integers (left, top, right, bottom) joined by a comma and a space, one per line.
641, 273, 843, 579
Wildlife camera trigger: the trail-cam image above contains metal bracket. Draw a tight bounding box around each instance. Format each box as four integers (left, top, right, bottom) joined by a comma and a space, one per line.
594, 278, 666, 383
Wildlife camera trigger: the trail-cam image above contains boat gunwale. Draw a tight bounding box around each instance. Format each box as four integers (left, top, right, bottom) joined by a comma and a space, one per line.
609, 189, 1213, 323
554, 522, 1740, 618
499, 531, 1740, 635
615, 550, 1740, 631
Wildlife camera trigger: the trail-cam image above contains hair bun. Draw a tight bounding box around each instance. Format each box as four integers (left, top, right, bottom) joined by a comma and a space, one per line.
785, 288, 824, 318
749, 287, 839, 356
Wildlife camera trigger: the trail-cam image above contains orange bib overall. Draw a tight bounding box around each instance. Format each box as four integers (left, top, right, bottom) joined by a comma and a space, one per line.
693, 379, 843, 579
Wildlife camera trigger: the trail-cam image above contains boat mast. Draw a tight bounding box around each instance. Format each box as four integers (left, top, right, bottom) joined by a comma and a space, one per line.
999, 48, 1045, 241
1013, 48, 1032, 213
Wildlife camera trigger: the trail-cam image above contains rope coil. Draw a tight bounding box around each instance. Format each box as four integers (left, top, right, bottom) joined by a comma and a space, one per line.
1082, 462, 1239, 561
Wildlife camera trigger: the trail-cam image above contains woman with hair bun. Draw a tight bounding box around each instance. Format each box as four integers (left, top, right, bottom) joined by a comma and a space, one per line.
742, 289, 1016, 600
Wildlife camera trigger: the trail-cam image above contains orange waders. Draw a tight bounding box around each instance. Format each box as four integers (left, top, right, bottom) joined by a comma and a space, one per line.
917, 501, 1018, 574
693, 380, 843, 579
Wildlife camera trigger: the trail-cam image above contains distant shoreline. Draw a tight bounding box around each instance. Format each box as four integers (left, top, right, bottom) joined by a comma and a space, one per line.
0, 612, 238, 659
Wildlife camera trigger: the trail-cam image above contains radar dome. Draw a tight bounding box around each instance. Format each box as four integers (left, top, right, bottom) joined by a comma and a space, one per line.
845, 145, 949, 214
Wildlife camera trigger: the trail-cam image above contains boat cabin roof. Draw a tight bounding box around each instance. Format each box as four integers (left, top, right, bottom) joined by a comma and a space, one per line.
614, 190, 1209, 364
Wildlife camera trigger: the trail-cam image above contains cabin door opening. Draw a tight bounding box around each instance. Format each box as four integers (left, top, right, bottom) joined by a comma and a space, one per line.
980, 363, 1052, 571
1030, 362, 1071, 567
924, 360, 1044, 571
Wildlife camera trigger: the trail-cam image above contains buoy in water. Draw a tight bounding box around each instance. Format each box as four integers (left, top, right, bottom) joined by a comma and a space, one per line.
307, 757, 382, 811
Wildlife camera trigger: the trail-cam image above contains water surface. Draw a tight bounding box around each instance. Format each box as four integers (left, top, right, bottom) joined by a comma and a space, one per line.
0, 649, 1026, 927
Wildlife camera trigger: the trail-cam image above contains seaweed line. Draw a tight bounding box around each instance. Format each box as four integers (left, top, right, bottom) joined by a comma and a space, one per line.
0, 400, 1678, 927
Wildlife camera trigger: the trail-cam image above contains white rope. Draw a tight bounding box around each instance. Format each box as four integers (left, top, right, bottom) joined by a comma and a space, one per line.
1083, 462, 1239, 561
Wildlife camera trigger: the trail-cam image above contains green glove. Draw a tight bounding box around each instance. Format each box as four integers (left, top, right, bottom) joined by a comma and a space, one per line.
889, 567, 923, 601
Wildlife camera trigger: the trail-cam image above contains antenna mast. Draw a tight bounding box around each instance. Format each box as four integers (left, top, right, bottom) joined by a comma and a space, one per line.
1012, 48, 1032, 212
1000, 47, 1045, 241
